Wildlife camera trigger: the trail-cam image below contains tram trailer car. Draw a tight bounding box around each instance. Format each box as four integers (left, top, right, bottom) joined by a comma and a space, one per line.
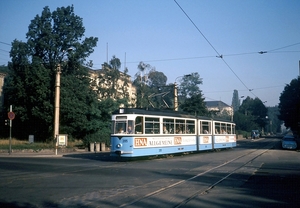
110, 108, 236, 157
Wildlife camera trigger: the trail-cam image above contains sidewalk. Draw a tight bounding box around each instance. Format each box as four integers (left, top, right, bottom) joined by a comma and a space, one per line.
0, 148, 108, 158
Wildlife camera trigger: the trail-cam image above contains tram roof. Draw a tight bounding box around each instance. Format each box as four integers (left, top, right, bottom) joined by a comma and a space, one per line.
113, 108, 213, 120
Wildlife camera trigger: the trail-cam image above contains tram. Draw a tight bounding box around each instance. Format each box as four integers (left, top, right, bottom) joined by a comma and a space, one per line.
110, 108, 236, 157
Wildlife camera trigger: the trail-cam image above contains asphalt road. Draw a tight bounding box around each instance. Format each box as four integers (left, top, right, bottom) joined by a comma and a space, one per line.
0, 137, 299, 208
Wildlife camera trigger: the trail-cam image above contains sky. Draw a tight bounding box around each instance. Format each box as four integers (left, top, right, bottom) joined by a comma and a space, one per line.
1, 0, 300, 107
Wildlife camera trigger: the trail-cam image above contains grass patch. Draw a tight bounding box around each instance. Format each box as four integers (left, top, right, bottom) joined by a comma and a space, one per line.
0, 138, 84, 150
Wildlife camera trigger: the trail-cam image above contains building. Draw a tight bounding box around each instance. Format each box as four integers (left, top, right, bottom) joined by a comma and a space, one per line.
89, 65, 136, 107
205, 101, 233, 121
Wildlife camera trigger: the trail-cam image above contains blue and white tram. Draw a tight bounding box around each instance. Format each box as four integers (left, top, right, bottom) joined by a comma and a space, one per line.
110, 108, 236, 157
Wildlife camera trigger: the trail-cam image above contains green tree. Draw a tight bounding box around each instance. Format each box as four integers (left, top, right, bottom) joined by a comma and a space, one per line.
179, 72, 202, 98
133, 62, 153, 108
147, 69, 167, 87
267, 106, 281, 134
0, 65, 9, 138
236, 96, 268, 131
97, 56, 133, 107
0, 65, 9, 73
180, 93, 207, 116
231, 89, 240, 112
278, 77, 300, 134
146, 69, 170, 108
178, 73, 207, 115
3, 6, 100, 141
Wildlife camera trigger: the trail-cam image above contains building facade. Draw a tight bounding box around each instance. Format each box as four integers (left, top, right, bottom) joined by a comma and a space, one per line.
205, 101, 233, 121
89, 65, 136, 107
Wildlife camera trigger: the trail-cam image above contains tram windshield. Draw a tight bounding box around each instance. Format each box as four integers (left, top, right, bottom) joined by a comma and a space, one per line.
112, 116, 134, 134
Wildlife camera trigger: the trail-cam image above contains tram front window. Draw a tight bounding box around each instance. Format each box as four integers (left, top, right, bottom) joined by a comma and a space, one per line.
113, 120, 135, 134
115, 121, 126, 134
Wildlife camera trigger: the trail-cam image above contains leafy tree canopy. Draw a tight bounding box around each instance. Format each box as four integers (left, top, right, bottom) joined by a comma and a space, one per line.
178, 73, 207, 115
231, 89, 240, 112
180, 93, 208, 116
147, 69, 167, 87
235, 96, 268, 131
97, 56, 133, 108
178, 72, 202, 98
3, 5, 101, 141
278, 77, 300, 133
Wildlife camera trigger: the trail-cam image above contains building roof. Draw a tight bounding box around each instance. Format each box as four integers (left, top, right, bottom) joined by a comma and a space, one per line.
205, 101, 231, 109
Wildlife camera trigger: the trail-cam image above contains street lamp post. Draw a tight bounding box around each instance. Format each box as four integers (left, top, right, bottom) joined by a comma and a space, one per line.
174, 74, 191, 111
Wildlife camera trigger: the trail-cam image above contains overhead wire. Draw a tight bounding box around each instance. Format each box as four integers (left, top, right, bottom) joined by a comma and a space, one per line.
267, 42, 300, 52
0, 42, 11, 64
174, 0, 258, 98
2, 39, 300, 67
126, 55, 216, 64
0, 41, 11, 46
204, 85, 284, 94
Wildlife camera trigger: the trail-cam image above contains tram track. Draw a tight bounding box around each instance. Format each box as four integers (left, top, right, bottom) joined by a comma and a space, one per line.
118, 139, 275, 208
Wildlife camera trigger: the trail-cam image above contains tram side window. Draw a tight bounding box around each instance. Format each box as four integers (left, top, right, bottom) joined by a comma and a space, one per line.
145, 117, 160, 134
163, 118, 174, 134
215, 122, 221, 134
232, 125, 236, 134
135, 116, 143, 134
221, 123, 227, 134
175, 119, 185, 134
201, 121, 210, 134
226, 123, 232, 134
186, 120, 195, 134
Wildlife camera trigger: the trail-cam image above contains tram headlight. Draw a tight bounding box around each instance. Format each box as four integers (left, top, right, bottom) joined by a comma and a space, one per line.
116, 143, 122, 148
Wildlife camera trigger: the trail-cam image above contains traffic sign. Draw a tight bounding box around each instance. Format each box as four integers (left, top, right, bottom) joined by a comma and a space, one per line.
8, 112, 15, 120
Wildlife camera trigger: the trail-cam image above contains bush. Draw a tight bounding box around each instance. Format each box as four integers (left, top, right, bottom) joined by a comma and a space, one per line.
237, 130, 250, 139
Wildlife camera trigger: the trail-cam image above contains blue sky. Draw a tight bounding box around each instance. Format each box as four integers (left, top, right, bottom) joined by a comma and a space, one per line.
1, 0, 300, 107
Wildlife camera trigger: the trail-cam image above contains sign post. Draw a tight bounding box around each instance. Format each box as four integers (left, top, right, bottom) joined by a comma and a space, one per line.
7, 105, 15, 155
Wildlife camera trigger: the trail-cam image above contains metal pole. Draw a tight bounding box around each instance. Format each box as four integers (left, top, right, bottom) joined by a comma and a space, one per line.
54, 64, 61, 155
174, 82, 178, 111
9, 105, 12, 155
231, 106, 233, 122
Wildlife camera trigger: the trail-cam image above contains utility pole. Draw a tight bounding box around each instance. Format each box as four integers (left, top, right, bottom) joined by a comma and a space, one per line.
54, 64, 61, 155
174, 82, 178, 111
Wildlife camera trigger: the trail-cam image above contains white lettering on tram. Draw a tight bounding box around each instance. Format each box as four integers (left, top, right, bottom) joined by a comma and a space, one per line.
133, 136, 198, 148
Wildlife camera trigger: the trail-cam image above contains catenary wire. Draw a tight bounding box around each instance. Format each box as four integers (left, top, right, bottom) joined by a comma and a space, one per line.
174, 0, 257, 98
